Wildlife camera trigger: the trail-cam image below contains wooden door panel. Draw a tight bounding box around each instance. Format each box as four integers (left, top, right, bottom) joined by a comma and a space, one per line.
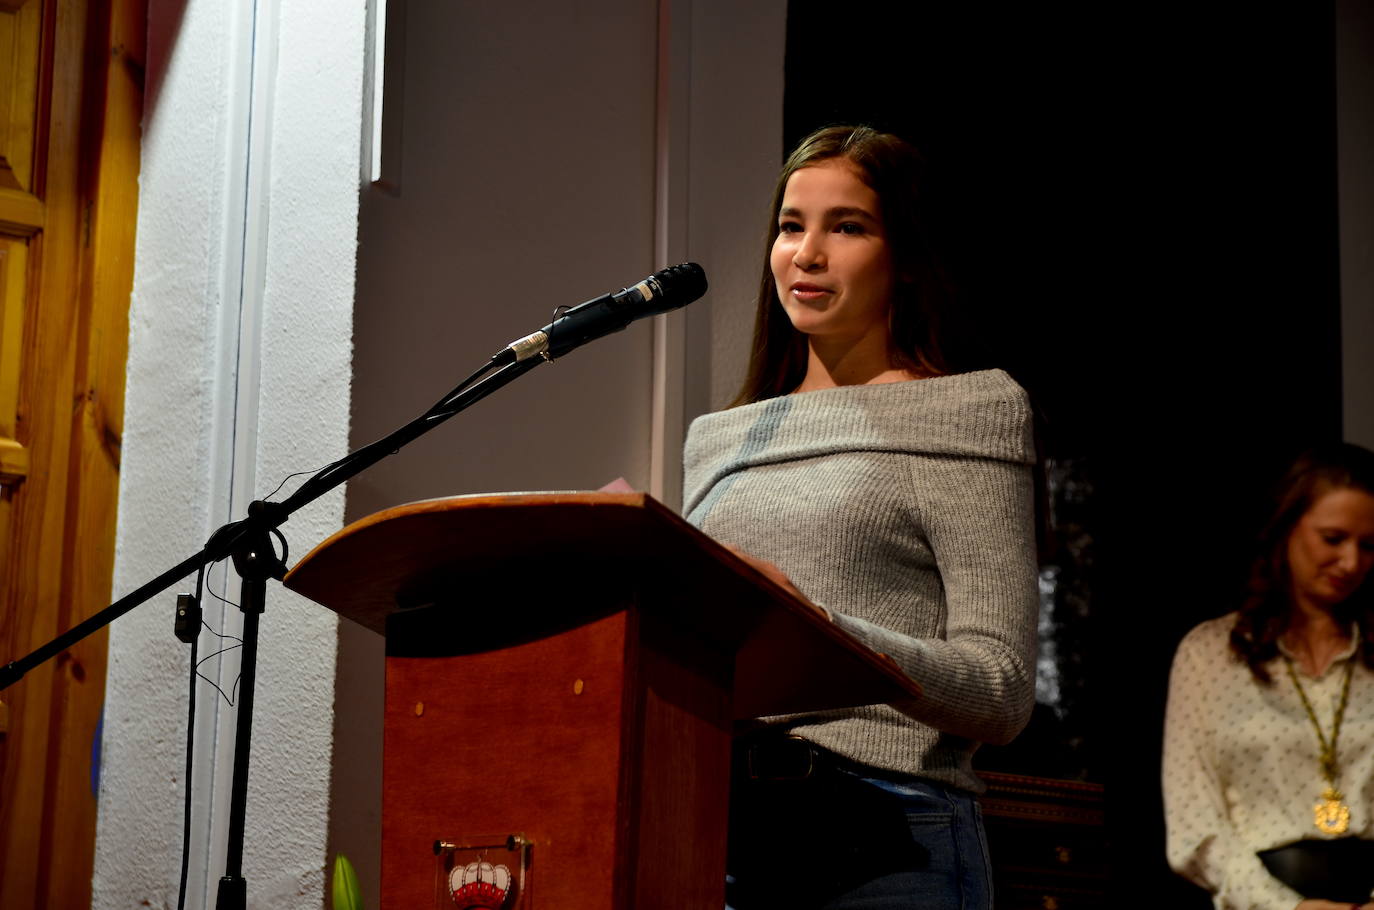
0, 0, 43, 191
0, 0, 39, 780
0, 235, 30, 654
0, 0, 41, 605
0, 236, 30, 449
0, 0, 142, 907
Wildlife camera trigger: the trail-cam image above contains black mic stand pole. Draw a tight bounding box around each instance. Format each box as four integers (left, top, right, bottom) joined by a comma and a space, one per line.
211, 353, 541, 909
211, 519, 284, 909
0, 352, 545, 910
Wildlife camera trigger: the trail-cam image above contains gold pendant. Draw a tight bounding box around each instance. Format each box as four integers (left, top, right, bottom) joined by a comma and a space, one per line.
1314, 787, 1351, 835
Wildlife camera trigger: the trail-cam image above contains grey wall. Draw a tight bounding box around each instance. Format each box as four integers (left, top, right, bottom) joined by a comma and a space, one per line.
347, 4, 660, 514
684, 3, 787, 415
332, 4, 785, 906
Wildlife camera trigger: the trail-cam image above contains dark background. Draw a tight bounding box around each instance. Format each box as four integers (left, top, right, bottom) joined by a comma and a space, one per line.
783, 2, 1345, 901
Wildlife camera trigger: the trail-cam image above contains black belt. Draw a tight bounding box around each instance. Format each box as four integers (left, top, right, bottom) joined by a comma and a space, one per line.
739, 735, 855, 782
1258, 838, 1374, 902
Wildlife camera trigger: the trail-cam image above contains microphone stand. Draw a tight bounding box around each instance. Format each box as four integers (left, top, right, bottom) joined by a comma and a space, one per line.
0, 351, 545, 909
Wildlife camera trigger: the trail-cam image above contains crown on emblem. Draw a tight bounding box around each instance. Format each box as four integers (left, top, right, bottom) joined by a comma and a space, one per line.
449, 860, 513, 910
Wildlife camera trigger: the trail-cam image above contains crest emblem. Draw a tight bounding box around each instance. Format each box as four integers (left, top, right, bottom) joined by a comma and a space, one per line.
1314, 789, 1352, 835
449, 860, 513, 910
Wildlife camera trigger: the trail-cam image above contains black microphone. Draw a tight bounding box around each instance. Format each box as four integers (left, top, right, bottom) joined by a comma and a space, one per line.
492, 263, 708, 366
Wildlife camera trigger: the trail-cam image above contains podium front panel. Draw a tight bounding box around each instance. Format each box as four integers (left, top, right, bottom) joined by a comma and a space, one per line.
381, 601, 732, 910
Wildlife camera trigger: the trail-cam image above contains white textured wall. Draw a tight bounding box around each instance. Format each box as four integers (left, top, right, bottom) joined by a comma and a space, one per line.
94, 0, 364, 906
93, 0, 239, 903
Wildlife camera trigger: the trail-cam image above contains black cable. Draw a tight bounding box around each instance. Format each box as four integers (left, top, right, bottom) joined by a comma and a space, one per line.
274, 356, 544, 520
205, 577, 240, 610
263, 464, 329, 501
424, 359, 507, 415
173, 563, 252, 909
201, 618, 243, 644
305, 361, 499, 486
194, 579, 245, 707
196, 643, 244, 706
270, 527, 288, 565
176, 633, 197, 910
176, 567, 204, 910
541, 304, 572, 363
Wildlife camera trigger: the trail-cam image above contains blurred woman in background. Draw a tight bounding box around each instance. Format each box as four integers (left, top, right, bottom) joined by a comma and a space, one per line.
1165, 442, 1374, 908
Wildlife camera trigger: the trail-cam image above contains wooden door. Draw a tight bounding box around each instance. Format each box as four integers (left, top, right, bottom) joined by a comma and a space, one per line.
0, 0, 143, 906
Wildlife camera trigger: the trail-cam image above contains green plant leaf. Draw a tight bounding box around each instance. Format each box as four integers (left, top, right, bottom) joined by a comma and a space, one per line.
332, 853, 363, 910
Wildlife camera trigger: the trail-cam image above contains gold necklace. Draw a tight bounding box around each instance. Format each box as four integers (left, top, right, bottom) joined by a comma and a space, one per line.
1284, 656, 1356, 835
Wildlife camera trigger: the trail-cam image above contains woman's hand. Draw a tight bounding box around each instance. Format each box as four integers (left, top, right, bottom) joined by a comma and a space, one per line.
722, 545, 832, 621
1295, 900, 1374, 910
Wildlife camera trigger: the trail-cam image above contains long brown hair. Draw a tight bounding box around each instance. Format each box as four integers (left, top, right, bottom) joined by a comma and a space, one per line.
1230, 442, 1374, 682
731, 125, 954, 406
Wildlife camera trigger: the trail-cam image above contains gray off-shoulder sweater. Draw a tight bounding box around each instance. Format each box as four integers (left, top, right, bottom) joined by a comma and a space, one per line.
682, 369, 1039, 794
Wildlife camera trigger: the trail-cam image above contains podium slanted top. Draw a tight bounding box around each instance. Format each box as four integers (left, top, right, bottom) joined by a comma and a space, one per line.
284, 491, 920, 719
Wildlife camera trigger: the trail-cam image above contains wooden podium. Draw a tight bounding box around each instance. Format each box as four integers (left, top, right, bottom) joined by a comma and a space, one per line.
285, 492, 920, 910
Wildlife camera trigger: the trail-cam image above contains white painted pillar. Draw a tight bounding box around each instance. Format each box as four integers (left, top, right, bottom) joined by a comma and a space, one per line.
94, 0, 364, 905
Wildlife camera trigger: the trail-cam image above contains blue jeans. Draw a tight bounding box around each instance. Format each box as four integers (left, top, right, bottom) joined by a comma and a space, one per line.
725, 762, 993, 910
